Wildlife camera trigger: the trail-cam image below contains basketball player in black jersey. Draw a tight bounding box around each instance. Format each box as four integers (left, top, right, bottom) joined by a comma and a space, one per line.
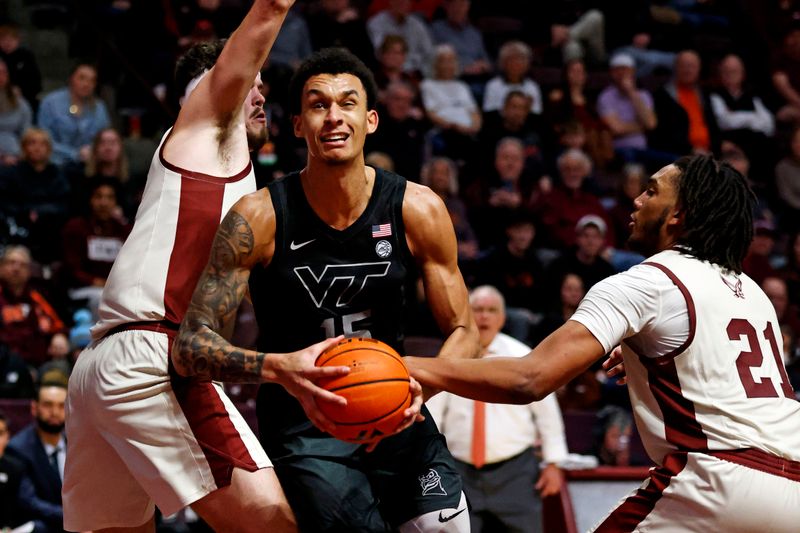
175, 48, 479, 531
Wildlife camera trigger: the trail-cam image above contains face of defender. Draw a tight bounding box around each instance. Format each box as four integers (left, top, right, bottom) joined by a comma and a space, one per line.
244, 73, 267, 151
628, 164, 680, 257
293, 73, 378, 166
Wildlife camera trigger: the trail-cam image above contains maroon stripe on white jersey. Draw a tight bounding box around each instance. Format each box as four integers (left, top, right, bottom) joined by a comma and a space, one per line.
167, 342, 258, 487
163, 175, 226, 325
594, 452, 688, 532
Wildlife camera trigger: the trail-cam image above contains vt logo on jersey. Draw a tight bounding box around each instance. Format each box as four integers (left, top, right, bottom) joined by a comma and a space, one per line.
293, 262, 391, 308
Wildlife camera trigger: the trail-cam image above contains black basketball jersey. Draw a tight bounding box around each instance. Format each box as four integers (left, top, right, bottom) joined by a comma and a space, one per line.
251, 168, 417, 437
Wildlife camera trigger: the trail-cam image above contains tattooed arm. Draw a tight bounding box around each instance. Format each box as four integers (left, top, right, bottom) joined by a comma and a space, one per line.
173, 191, 349, 427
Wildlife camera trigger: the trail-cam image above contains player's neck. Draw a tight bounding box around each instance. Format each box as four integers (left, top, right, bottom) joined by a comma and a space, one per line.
300, 161, 376, 230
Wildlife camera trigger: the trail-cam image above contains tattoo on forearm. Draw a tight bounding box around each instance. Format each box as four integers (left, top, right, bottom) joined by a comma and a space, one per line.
175, 210, 265, 382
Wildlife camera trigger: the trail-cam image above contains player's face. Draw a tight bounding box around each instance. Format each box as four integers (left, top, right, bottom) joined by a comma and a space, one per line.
471, 291, 505, 349
628, 164, 681, 257
294, 73, 378, 166
244, 73, 267, 152
33, 386, 66, 435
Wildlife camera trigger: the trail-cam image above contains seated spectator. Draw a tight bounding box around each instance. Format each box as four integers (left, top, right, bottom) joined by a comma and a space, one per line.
544, 215, 616, 294
743, 220, 778, 285
483, 41, 542, 115
420, 44, 481, 162
305, 0, 375, 63
0, 246, 65, 370
547, 7, 607, 67
606, 163, 645, 249
465, 137, 537, 247
365, 80, 428, 181
373, 35, 422, 106
0, 57, 32, 165
479, 90, 546, 174
0, 24, 41, 112
419, 157, 479, 260
533, 149, 610, 250
367, 0, 434, 74
36, 62, 110, 166
771, 28, 800, 126
762, 276, 800, 342
0, 410, 26, 530
778, 232, 800, 307
7, 378, 67, 533
650, 50, 720, 156
0, 128, 70, 262
546, 59, 613, 170
61, 178, 131, 318
0, 343, 35, 399
597, 53, 661, 166
269, 7, 313, 70
593, 406, 634, 466
469, 212, 545, 315
531, 271, 585, 345
430, 0, 492, 80
710, 54, 775, 177
775, 127, 800, 233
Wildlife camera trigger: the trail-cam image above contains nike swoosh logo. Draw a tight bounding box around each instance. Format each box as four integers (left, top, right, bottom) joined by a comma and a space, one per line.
438, 508, 466, 523
289, 239, 315, 251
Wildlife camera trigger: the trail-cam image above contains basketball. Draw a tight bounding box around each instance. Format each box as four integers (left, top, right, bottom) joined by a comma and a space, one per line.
315, 337, 412, 443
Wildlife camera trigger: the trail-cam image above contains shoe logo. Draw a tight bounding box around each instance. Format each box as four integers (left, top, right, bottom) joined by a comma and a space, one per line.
290, 239, 315, 251
419, 469, 447, 496
438, 508, 466, 523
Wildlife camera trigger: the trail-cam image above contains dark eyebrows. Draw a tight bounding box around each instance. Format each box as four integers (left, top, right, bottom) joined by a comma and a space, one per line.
304, 88, 361, 101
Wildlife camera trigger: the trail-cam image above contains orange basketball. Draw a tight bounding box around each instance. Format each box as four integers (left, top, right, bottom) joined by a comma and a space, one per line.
315, 337, 411, 443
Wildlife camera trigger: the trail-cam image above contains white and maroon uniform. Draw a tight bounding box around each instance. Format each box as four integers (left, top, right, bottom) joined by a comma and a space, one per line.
572, 249, 800, 533
63, 131, 267, 531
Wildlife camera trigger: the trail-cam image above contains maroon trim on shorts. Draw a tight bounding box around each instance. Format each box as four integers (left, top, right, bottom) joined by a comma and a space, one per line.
105, 320, 180, 338
710, 449, 800, 482
593, 452, 689, 533
167, 346, 259, 489
163, 173, 226, 325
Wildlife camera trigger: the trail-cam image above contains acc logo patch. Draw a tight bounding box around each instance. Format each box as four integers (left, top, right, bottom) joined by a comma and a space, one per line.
419, 469, 447, 496
375, 239, 392, 258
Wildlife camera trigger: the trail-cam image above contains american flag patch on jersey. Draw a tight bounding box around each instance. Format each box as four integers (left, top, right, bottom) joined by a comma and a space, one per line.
372, 223, 392, 237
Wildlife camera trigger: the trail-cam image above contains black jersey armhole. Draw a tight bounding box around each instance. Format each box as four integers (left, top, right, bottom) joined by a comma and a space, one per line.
267, 177, 289, 266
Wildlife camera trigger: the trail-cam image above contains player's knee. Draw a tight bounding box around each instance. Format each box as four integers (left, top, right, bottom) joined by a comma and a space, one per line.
240, 498, 296, 533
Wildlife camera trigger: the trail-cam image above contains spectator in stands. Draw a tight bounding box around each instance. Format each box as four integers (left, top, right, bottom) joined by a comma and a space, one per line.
710, 54, 775, 176
483, 41, 542, 115
373, 35, 422, 104
0, 246, 65, 370
0, 342, 35, 399
762, 276, 800, 341
771, 28, 800, 126
71, 128, 136, 215
546, 59, 613, 170
743, 220, 778, 285
0, 410, 25, 530
61, 177, 131, 318
545, 214, 616, 295
593, 405, 634, 466
470, 211, 545, 319
1, 128, 70, 262
775, 127, 800, 233
607, 163, 645, 249
270, 7, 312, 70
420, 157, 479, 260
420, 44, 481, 162
7, 378, 67, 533
465, 137, 537, 247
650, 50, 720, 156
36, 62, 110, 166
479, 90, 546, 174
533, 148, 609, 250
778, 232, 800, 307
0, 57, 32, 165
597, 52, 659, 165
548, 7, 607, 67
427, 285, 568, 533
0, 24, 41, 112
367, 0, 434, 74
365, 80, 427, 181
430, 0, 492, 80
531, 271, 584, 343
305, 0, 375, 63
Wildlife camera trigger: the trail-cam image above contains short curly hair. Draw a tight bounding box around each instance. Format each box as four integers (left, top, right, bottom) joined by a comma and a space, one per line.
174, 39, 226, 95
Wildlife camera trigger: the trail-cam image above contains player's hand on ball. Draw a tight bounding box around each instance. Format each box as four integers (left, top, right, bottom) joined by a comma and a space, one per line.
273, 336, 350, 434
603, 346, 627, 385
363, 377, 425, 452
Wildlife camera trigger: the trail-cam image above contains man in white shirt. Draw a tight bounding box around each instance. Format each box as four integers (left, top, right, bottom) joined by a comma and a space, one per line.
408, 155, 800, 532
427, 285, 567, 533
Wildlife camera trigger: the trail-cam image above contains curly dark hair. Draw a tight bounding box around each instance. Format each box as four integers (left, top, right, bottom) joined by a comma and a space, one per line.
174, 39, 226, 95
288, 47, 378, 116
672, 154, 757, 274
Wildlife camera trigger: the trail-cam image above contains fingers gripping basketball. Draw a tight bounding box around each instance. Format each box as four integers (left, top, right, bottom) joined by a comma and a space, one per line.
315, 337, 411, 443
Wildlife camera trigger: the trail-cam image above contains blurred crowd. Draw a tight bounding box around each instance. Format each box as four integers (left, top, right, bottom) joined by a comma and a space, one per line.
0, 0, 799, 479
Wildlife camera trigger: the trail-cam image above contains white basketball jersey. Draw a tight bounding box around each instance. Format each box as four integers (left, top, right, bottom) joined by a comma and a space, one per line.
92, 131, 256, 339
622, 250, 800, 465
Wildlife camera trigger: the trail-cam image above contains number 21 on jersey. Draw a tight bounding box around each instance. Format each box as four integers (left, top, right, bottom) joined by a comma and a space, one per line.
728, 318, 794, 399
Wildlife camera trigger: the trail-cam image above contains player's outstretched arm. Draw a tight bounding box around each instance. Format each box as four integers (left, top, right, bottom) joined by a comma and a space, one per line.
405, 320, 606, 404
403, 183, 480, 360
